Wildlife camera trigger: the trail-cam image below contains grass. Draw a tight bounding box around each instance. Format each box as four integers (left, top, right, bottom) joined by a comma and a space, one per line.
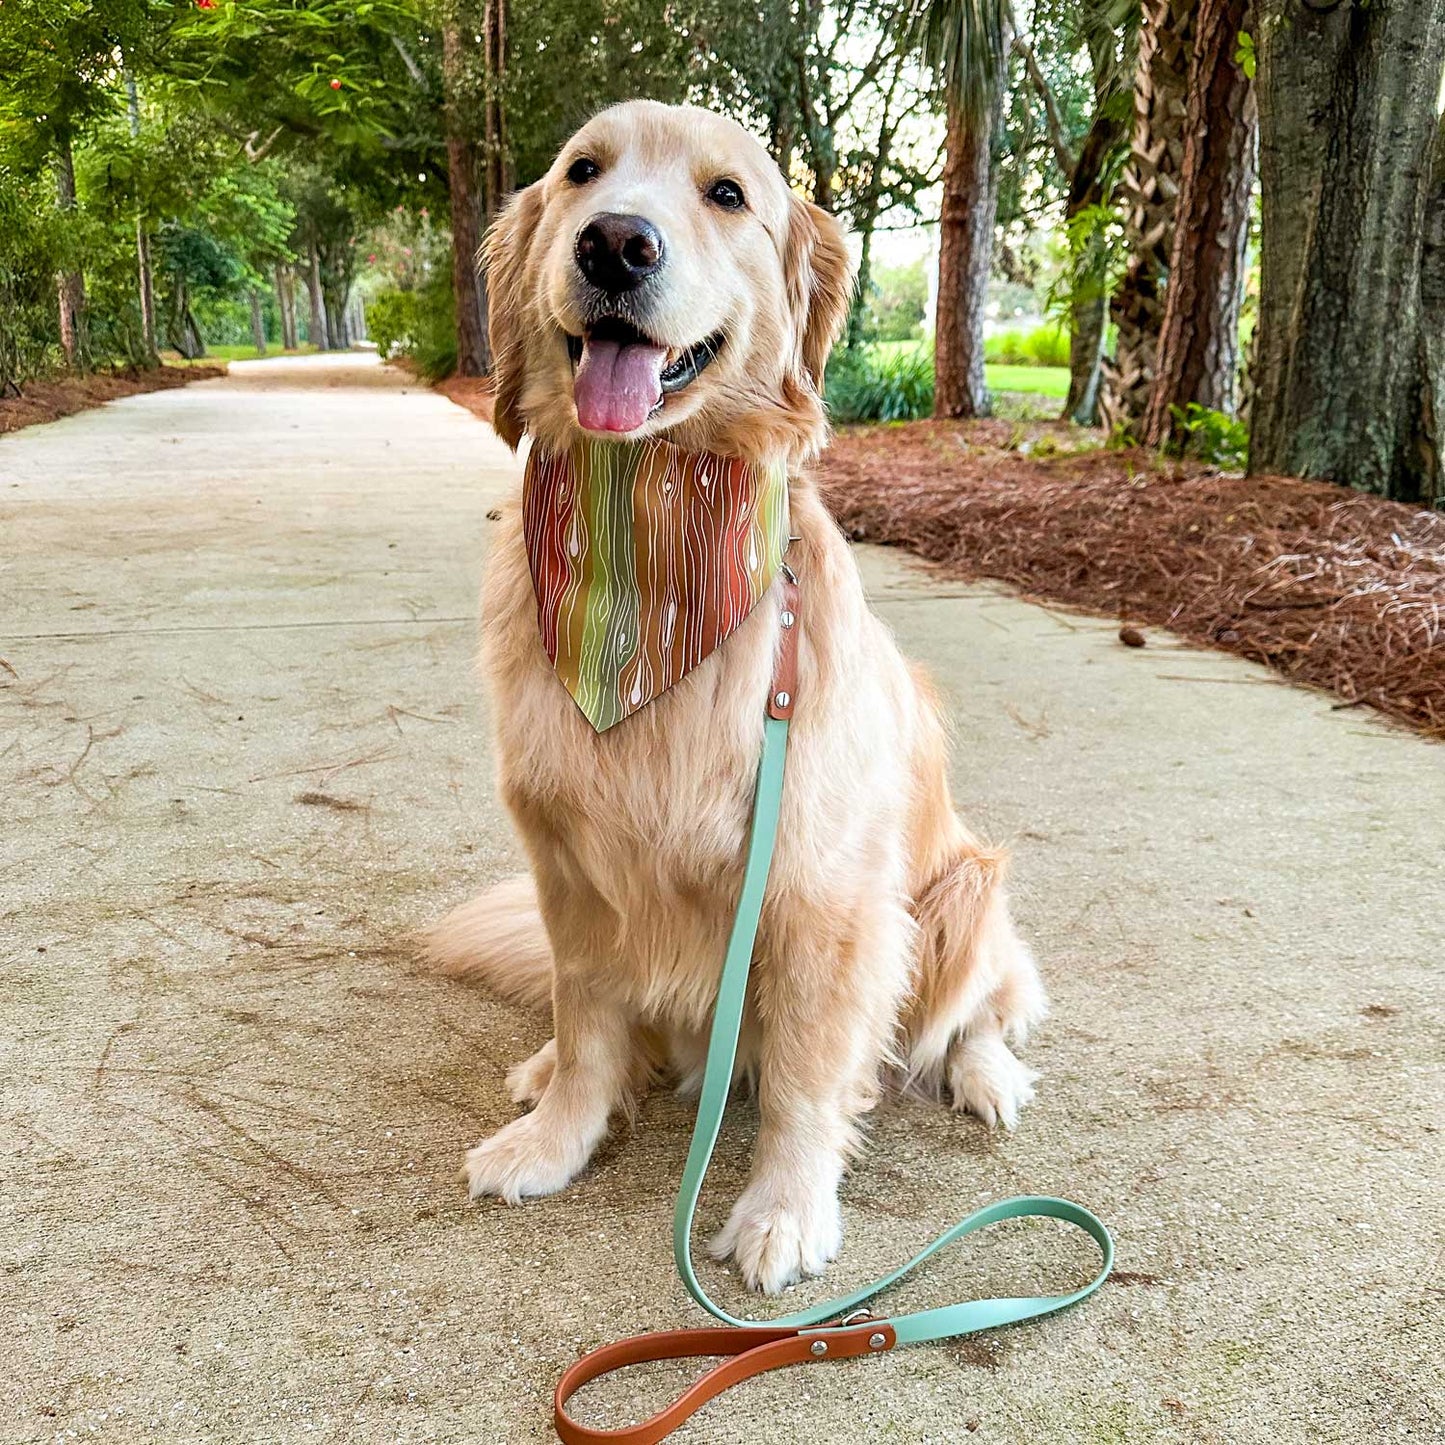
986, 364, 1070, 399
866, 339, 1069, 400
172, 342, 322, 362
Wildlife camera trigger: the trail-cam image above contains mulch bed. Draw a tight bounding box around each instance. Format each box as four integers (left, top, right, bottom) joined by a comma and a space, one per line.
0, 364, 226, 436
432, 371, 495, 423
818, 419, 1445, 741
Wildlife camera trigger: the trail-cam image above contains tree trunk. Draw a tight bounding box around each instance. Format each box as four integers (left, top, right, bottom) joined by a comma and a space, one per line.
125, 73, 156, 361
477, 0, 511, 373
249, 289, 267, 354
325, 293, 348, 350
307, 243, 329, 350
276, 264, 298, 350
1098, 0, 1195, 434
1418, 116, 1445, 505
443, 20, 488, 378
934, 88, 999, 419
54, 136, 87, 370
1062, 106, 1128, 424
1249, 0, 1445, 502
1141, 0, 1257, 447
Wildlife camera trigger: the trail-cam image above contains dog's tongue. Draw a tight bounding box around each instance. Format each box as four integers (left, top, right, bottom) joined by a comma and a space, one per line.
574, 336, 667, 433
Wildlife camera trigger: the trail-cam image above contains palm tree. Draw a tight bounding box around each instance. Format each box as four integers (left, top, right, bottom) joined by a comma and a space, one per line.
908, 0, 1012, 419
1097, 0, 1195, 434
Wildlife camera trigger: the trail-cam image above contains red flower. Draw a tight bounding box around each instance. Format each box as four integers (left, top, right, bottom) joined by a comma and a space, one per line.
195, 0, 215, 9
330, 78, 342, 90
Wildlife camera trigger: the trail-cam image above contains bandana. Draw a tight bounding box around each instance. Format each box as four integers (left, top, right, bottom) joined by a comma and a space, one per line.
522, 438, 789, 732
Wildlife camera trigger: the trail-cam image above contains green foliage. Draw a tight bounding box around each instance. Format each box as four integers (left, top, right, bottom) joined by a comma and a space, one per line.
825, 345, 935, 423
986, 323, 1070, 367
366, 288, 419, 362
1234, 31, 1257, 80
366, 270, 455, 380
858, 260, 929, 344
1169, 404, 1250, 470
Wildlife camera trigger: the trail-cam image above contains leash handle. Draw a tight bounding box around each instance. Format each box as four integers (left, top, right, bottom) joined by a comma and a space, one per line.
554, 570, 1112, 1443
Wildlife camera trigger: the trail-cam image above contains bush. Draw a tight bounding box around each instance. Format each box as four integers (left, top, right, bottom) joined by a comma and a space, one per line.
1169, 403, 1249, 469
985, 322, 1069, 368
366, 271, 455, 380
367, 289, 418, 361
825, 344, 934, 423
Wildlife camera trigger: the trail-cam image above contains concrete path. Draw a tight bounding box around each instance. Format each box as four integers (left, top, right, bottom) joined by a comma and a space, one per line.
2, 352, 1440, 1444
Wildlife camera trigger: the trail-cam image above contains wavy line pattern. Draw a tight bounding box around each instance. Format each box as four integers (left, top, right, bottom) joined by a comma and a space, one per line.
523, 438, 788, 732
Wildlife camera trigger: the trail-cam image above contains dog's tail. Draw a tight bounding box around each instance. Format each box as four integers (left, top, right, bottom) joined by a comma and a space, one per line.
419, 874, 554, 1013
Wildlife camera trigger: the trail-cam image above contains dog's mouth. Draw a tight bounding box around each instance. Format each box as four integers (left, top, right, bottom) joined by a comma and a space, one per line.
565, 317, 726, 433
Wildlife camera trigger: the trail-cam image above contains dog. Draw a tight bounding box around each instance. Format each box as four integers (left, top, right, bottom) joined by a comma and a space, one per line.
425, 100, 1046, 1295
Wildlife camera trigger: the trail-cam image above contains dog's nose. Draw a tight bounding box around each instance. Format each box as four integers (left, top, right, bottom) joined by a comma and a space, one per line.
575, 214, 665, 293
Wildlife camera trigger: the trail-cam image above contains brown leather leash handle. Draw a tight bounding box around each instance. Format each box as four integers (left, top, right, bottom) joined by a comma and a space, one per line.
554, 1321, 898, 1445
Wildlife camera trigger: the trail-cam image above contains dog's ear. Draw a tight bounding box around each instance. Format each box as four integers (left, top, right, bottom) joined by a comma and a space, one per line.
483, 182, 544, 450
784, 196, 856, 393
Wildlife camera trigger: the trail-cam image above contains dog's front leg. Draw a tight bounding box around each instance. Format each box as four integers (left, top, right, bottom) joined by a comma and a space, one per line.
710, 898, 910, 1293
464, 970, 633, 1203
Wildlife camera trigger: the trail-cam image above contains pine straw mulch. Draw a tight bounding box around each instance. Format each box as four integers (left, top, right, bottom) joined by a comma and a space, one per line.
0, 363, 227, 437
818, 419, 1445, 741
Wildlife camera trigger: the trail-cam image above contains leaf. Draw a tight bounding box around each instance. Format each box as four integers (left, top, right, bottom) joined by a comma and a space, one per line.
1234, 31, 1256, 80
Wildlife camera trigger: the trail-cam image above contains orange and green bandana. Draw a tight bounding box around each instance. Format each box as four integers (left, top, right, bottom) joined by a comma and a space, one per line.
522, 438, 789, 732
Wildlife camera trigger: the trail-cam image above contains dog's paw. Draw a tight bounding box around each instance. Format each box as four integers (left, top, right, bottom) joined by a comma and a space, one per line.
506, 1039, 556, 1109
947, 1032, 1039, 1130
462, 1114, 585, 1203
709, 1177, 843, 1294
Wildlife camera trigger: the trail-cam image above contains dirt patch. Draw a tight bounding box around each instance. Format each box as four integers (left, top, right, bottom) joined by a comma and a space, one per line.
0, 364, 227, 436
433, 372, 495, 424
819, 420, 1445, 740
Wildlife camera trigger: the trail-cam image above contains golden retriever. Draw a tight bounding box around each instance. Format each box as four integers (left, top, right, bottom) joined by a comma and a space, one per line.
425, 100, 1045, 1294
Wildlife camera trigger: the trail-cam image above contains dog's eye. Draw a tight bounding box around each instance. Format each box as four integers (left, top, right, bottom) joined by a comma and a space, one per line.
706, 178, 745, 211
567, 156, 601, 186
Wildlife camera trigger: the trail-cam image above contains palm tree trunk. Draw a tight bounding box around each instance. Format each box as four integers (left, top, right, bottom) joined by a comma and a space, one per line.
1141, 0, 1257, 446
1099, 0, 1195, 434
934, 88, 998, 419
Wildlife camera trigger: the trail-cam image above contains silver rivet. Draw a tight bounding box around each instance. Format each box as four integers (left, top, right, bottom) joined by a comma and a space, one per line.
869, 1332, 887, 1350
810, 1340, 827, 1356
774, 691, 791, 709
780, 609, 795, 628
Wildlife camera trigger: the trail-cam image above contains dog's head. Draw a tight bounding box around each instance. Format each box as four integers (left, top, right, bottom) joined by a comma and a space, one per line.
485, 100, 854, 463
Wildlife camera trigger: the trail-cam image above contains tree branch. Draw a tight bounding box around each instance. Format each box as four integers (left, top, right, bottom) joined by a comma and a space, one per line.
1012, 33, 1075, 176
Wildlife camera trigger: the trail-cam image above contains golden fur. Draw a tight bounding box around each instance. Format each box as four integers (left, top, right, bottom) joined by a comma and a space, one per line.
425, 100, 1046, 1293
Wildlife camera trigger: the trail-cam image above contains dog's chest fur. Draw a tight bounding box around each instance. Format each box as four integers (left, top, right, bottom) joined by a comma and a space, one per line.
479, 490, 915, 1023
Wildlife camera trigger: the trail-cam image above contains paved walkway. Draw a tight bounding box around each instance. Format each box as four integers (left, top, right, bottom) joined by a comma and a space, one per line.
2, 352, 1440, 1443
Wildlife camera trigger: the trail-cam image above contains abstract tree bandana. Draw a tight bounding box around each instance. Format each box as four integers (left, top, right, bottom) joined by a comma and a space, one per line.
522, 438, 789, 732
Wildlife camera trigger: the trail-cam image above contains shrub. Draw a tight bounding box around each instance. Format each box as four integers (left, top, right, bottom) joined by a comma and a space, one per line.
366, 272, 455, 380
367, 288, 418, 361
1169, 403, 1249, 470
825, 344, 934, 423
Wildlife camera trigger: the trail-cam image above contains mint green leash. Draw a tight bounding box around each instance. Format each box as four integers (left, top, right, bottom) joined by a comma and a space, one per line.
673, 712, 1114, 1342
554, 646, 1113, 1444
